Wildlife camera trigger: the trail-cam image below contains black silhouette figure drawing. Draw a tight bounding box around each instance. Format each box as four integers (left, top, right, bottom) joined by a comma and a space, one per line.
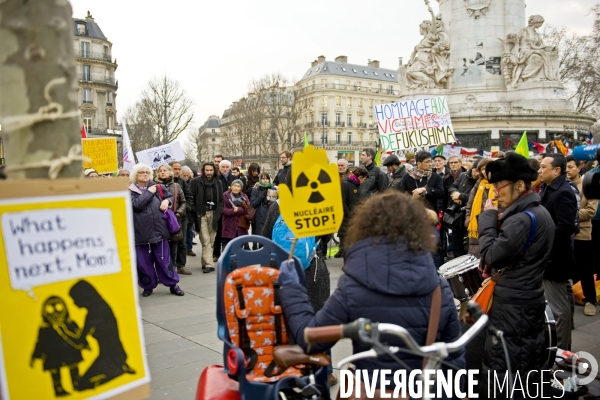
31, 280, 135, 396
30, 296, 88, 397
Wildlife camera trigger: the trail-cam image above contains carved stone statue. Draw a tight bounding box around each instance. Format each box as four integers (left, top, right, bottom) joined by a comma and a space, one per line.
403, 1, 453, 90
464, 0, 492, 18
500, 15, 560, 87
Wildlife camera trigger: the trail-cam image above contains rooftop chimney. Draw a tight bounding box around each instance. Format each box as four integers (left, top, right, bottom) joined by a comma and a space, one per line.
398, 57, 403, 67
334, 55, 348, 63
368, 60, 380, 68
317, 55, 326, 63
311, 59, 318, 67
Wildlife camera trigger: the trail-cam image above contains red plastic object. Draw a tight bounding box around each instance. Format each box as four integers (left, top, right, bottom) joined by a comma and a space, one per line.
227, 349, 240, 375
195, 365, 239, 400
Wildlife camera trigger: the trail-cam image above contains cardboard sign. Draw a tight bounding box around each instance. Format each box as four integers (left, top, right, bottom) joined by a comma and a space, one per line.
82, 138, 118, 174
135, 142, 184, 170
375, 96, 456, 159
0, 179, 150, 400
279, 145, 343, 237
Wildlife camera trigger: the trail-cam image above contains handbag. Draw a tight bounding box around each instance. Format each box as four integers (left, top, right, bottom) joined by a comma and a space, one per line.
471, 210, 537, 314
245, 204, 257, 222
442, 204, 465, 230
238, 215, 250, 230
157, 184, 183, 240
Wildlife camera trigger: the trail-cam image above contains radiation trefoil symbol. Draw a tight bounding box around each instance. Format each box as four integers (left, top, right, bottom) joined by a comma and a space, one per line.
278, 145, 343, 238
295, 169, 332, 203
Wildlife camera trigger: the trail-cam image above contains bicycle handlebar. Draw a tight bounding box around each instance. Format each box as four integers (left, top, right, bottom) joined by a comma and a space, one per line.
304, 301, 488, 366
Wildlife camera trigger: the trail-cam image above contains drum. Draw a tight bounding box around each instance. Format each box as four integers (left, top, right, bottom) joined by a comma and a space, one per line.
544, 302, 557, 369
440, 255, 482, 300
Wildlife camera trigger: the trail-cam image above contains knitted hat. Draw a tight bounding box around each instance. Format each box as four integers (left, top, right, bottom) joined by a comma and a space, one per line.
405, 151, 415, 161
84, 168, 98, 176
486, 153, 538, 184
231, 179, 244, 188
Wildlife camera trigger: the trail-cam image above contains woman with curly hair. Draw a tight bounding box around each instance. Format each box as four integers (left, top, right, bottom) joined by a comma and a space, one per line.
277, 191, 464, 395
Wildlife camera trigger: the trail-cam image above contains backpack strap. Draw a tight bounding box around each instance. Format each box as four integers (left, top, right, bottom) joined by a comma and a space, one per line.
157, 184, 164, 199
522, 210, 537, 254
422, 285, 442, 369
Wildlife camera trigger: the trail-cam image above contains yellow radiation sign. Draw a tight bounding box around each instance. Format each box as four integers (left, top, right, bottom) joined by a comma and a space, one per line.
0, 179, 149, 399
279, 145, 343, 237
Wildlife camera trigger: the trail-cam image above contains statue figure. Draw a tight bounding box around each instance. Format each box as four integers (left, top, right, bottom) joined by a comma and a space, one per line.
403, 1, 453, 90
501, 15, 560, 87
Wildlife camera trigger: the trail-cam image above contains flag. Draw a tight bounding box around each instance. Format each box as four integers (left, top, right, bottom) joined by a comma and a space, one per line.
529, 141, 545, 153
515, 131, 529, 158
460, 147, 478, 156
374, 149, 381, 167
303, 132, 309, 148
586, 132, 593, 145
122, 121, 135, 172
81, 124, 87, 139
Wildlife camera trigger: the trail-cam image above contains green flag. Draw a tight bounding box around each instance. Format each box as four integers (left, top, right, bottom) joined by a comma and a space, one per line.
303, 132, 309, 148
515, 131, 529, 158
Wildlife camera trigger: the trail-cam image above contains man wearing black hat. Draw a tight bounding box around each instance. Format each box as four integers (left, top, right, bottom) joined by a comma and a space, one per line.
382, 154, 406, 191
538, 153, 578, 351
476, 152, 555, 396
433, 154, 450, 178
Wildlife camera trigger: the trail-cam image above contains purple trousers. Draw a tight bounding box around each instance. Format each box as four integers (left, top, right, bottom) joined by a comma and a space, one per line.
136, 239, 179, 290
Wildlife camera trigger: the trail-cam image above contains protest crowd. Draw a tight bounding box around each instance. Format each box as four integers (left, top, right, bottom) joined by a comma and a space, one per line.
5, 137, 598, 398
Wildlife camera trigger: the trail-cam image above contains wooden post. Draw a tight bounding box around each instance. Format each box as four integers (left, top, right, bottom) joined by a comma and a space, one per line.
0, 0, 82, 179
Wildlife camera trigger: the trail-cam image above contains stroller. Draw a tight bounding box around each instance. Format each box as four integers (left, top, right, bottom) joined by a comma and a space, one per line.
195, 235, 331, 400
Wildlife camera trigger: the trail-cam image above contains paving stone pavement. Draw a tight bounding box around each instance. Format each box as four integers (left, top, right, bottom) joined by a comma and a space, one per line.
141, 243, 600, 399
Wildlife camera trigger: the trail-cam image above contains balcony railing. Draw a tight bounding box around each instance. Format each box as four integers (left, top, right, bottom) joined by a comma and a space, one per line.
76, 50, 115, 63
80, 74, 117, 86
299, 83, 399, 95
335, 121, 345, 127
82, 100, 93, 104
347, 122, 353, 127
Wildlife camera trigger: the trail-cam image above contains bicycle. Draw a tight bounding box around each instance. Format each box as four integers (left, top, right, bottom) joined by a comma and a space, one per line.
303, 302, 493, 400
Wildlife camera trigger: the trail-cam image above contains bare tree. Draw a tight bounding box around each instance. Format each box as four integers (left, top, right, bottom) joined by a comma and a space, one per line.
0, 0, 81, 179
542, 7, 600, 118
183, 126, 202, 166
138, 75, 194, 145
121, 102, 157, 154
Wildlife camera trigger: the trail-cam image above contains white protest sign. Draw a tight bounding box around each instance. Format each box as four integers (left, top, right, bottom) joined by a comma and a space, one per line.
135, 141, 184, 169
375, 96, 456, 158
2, 209, 121, 290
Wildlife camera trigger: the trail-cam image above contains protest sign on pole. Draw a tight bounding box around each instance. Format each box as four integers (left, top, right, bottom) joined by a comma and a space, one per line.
121, 122, 135, 172
82, 138, 118, 174
0, 179, 150, 400
135, 142, 184, 170
278, 145, 343, 238
375, 96, 456, 159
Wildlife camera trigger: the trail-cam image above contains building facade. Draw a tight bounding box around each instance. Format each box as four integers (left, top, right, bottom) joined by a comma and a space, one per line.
73, 12, 119, 138
198, 115, 222, 163
297, 55, 400, 165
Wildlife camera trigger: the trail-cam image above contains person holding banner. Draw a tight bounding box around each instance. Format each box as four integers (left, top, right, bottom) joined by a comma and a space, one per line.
129, 164, 184, 297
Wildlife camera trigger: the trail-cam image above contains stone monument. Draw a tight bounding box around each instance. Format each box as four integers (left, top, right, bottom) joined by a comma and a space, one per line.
398, 0, 595, 150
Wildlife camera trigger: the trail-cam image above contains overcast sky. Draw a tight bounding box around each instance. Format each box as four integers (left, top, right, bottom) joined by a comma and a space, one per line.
71, 0, 597, 142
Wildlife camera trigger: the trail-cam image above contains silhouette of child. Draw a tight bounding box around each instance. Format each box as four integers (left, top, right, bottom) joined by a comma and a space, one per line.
31, 296, 88, 397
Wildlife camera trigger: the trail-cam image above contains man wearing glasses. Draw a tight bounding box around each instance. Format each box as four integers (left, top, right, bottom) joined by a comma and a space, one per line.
274, 150, 292, 186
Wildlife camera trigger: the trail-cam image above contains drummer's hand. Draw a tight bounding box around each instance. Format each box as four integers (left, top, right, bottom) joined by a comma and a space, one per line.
463, 313, 475, 324
484, 198, 498, 211
482, 270, 491, 279
451, 192, 460, 201
412, 187, 426, 198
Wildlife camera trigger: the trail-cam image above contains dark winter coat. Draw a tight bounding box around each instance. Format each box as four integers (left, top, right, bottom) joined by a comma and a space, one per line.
359, 162, 388, 197
273, 163, 291, 186
477, 192, 555, 387
242, 174, 259, 198
448, 169, 477, 207
399, 171, 445, 213
218, 172, 236, 193
129, 181, 173, 245
173, 176, 194, 216
155, 177, 186, 218
189, 176, 224, 231
262, 201, 280, 239
280, 237, 464, 386
388, 165, 406, 191
222, 190, 249, 239
441, 167, 466, 211
540, 173, 578, 281
341, 177, 360, 234
250, 186, 272, 236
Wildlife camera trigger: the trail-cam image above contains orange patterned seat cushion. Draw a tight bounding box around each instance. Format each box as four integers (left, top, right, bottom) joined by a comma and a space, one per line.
224, 265, 303, 382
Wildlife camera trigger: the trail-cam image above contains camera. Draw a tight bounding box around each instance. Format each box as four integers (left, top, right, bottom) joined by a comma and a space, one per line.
582, 148, 600, 200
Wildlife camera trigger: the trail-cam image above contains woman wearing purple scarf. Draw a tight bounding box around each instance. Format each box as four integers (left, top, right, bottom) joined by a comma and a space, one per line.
338, 167, 369, 258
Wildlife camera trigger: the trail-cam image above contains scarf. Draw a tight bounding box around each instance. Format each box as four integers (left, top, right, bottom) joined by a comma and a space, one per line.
258, 181, 273, 189
467, 178, 497, 239
284, 161, 292, 167
199, 176, 218, 217
349, 174, 360, 184
408, 168, 432, 180
450, 169, 462, 181
230, 191, 244, 207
